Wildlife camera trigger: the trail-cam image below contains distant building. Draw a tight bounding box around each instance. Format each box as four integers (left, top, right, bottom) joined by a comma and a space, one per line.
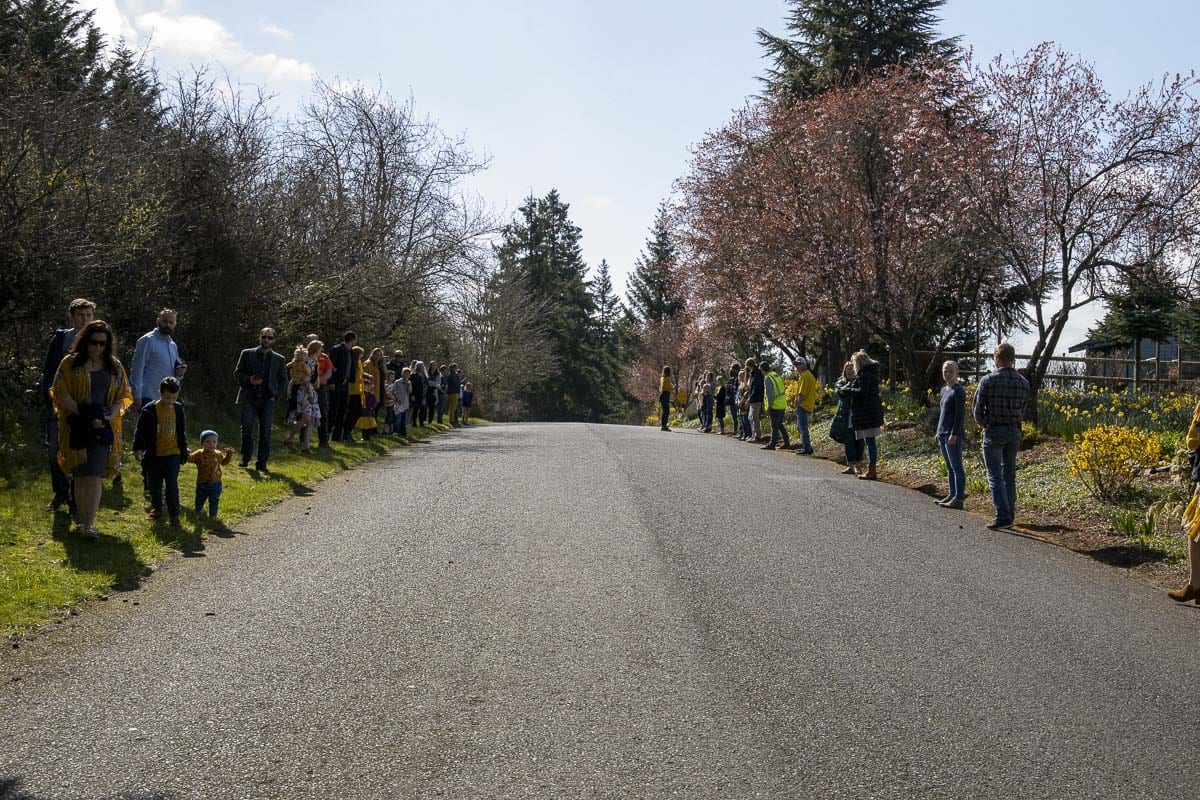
1067, 336, 1198, 383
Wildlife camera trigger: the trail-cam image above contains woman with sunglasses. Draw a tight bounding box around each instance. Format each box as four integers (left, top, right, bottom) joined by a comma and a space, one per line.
51, 320, 133, 538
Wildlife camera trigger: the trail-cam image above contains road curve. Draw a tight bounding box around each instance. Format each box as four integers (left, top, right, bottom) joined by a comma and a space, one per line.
3, 422, 1199, 799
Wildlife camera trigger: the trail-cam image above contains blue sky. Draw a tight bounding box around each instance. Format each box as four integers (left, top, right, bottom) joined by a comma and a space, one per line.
81, 0, 1199, 353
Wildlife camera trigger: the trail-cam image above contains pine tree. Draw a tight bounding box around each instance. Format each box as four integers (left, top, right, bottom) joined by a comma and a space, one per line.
496, 190, 621, 421
591, 259, 621, 343
626, 203, 683, 324
758, 0, 960, 98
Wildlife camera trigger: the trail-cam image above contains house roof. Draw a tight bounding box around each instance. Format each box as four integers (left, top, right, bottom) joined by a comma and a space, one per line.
1067, 338, 1120, 354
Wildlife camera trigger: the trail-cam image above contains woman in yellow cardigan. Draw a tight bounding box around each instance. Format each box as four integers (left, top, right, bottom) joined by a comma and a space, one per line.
51, 320, 133, 538
1170, 401, 1200, 603
351, 347, 378, 439
658, 366, 673, 432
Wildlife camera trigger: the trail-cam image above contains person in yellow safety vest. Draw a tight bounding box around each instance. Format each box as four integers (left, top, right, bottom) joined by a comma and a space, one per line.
762, 365, 791, 451
792, 357, 820, 455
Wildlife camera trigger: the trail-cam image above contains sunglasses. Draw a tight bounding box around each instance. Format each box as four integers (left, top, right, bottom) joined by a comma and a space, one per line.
260, 335, 275, 340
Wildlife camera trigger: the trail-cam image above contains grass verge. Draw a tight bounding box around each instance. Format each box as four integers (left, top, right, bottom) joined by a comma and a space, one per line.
1, 418, 479, 637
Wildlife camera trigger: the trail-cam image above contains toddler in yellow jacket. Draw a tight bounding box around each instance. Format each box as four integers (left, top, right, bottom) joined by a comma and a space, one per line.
189, 430, 234, 522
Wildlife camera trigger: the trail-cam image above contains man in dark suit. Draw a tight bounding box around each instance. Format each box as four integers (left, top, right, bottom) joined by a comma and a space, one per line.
234, 327, 288, 470
326, 331, 357, 442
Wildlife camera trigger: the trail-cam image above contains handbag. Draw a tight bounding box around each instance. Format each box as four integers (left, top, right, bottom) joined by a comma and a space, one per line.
829, 407, 848, 444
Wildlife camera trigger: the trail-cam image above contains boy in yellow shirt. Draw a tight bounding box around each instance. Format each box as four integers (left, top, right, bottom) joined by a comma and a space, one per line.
133, 376, 187, 525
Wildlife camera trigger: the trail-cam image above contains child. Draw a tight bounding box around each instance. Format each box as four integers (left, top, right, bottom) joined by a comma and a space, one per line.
283, 345, 309, 450
395, 367, 411, 436
133, 376, 187, 526
188, 430, 235, 524
383, 370, 398, 434
461, 382, 474, 424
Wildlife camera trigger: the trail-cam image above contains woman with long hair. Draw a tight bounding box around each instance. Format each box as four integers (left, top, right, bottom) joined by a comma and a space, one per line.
658, 366, 673, 431
844, 350, 884, 480
51, 320, 133, 538
833, 361, 863, 474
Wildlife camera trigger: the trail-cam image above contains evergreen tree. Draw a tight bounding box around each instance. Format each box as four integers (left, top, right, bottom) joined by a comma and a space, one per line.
758, 0, 960, 97
591, 259, 622, 343
626, 203, 684, 324
496, 190, 621, 421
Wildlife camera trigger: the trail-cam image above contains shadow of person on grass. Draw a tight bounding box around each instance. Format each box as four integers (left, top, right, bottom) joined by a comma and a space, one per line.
51, 522, 147, 593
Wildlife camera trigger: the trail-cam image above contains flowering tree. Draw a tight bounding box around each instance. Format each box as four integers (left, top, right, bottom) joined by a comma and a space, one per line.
677, 67, 1005, 399
969, 44, 1200, 415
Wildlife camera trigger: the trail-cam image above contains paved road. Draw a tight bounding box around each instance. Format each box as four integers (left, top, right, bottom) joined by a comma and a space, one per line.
3, 423, 1200, 799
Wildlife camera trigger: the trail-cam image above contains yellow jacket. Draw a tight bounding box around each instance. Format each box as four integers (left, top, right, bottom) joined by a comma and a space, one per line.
659, 376, 674, 393
795, 370, 820, 413
51, 355, 134, 479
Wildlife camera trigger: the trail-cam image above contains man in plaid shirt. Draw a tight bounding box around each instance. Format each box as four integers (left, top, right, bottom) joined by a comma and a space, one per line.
973, 342, 1030, 529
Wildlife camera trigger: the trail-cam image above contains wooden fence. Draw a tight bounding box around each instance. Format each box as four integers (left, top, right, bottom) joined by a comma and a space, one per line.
917, 351, 1200, 392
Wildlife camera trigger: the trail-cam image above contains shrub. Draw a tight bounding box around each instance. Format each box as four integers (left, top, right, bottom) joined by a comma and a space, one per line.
1020, 421, 1040, 448
1067, 424, 1162, 501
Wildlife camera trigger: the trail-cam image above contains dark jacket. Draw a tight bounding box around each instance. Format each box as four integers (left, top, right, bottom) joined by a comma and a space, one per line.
234, 347, 288, 405
39, 328, 76, 404
132, 400, 187, 458
749, 368, 765, 403
446, 371, 462, 395
843, 362, 884, 431
329, 343, 352, 387
410, 372, 427, 407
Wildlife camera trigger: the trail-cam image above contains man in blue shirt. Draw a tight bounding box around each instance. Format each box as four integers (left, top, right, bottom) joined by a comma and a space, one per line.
130, 308, 186, 408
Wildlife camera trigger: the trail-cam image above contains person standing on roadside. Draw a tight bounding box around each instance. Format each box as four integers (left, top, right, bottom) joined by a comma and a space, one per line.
725, 364, 739, 436
833, 361, 862, 474
234, 328, 287, 470
39, 298, 95, 513
446, 363, 462, 427
658, 367, 673, 431
1170, 400, 1200, 604
327, 331, 356, 442
792, 357, 819, 455
972, 342, 1029, 530
844, 350, 884, 481
935, 360, 968, 510
130, 309, 186, 411
51, 320, 133, 538
746, 359, 765, 442
762, 364, 791, 451
305, 335, 334, 448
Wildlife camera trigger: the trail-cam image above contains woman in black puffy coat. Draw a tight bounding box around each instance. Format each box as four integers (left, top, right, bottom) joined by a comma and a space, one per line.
842, 350, 884, 480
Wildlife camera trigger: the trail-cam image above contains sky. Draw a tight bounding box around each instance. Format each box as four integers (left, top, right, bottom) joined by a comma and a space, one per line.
78, 0, 1200, 356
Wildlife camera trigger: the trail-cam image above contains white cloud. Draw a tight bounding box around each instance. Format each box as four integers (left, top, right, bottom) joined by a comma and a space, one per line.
76, 0, 138, 43
262, 22, 294, 40
82, 2, 315, 83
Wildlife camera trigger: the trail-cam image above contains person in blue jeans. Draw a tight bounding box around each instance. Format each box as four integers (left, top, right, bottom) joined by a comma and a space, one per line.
972, 343, 1030, 529
132, 377, 188, 526
935, 360, 967, 510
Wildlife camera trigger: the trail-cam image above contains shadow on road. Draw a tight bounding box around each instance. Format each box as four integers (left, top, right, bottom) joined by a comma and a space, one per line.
51, 524, 147, 592
1085, 544, 1166, 569
0, 776, 177, 800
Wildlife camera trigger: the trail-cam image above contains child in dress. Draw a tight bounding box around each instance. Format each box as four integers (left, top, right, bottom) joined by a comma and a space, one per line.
383, 371, 398, 434
395, 367, 411, 436
188, 430, 235, 525
283, 345, 309, 450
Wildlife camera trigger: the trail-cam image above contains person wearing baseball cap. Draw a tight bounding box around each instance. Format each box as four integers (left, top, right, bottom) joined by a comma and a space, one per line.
793, 357, 819, 455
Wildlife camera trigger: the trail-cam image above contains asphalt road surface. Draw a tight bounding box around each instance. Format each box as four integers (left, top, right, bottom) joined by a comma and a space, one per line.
4, 423, 1200, 799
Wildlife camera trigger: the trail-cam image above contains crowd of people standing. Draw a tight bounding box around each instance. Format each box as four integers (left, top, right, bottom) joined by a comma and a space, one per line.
661, 344, 1033, 532
39, 300, 474, 539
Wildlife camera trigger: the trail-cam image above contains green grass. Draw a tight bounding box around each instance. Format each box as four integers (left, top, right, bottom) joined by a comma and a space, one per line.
0, 416, 480, 637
